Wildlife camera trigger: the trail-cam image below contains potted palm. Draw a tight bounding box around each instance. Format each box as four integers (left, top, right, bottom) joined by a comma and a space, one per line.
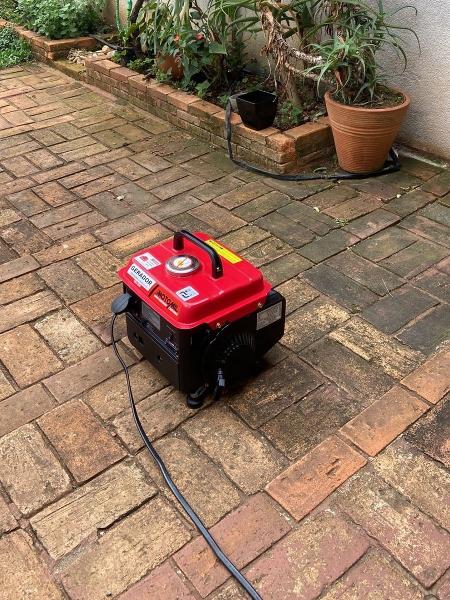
305, 1, 418, 173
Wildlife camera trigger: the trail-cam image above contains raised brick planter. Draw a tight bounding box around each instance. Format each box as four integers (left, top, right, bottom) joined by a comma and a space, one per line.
85, 57, 334, 173
0, 20, 97, 62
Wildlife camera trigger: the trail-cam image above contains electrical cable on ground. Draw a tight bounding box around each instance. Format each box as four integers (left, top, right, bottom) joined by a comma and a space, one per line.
110, 313, 263, 600
225, 99, 401, 181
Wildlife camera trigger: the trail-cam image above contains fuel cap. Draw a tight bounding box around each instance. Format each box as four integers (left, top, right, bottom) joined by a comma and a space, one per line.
166, 254, 200, 276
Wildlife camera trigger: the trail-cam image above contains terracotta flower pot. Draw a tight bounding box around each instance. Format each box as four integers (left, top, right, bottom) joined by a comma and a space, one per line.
325, 91, 410, 173
158, 54, 183, 81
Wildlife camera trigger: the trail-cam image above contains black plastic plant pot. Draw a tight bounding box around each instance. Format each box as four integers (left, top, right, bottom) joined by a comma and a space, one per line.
236, 90, 278, 130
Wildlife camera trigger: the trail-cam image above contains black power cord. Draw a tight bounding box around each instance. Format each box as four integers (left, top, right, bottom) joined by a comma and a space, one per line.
110, 313, 263, 600
225, 99, 401, 181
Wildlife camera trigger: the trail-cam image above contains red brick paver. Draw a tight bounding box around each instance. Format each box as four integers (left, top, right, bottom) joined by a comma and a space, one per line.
401, 347, 450, 402
266, 436, 366, 520
38, 399, 126, 482
0, 63, 448, 599
245, 511, 369, 599
174, 494, 290, 596
339, 385, 428, 455
119, 562, 195, 599
321, 548, 423, 600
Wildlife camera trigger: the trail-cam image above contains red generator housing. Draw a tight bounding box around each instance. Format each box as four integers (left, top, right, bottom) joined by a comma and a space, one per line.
117, 230, 286, 407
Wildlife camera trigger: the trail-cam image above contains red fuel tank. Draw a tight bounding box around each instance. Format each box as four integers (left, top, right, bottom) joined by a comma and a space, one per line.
118, 231, 272, 330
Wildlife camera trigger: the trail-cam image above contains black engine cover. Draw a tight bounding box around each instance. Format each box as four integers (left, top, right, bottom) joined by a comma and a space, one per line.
125, 288, 285, 396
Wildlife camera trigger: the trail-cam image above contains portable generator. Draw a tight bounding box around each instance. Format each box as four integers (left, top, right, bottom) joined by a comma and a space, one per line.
112, 229, 286, 408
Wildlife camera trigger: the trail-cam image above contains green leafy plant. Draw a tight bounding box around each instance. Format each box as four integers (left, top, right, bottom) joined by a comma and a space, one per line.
195, 79, 211, 98
119, 22, 139, 46
137, 0, 175, 55
218, 93, 229, 108
154, 65, 172, 83
302, 0, 419, 105
135, 0, 259, 91
127, 56, 154, 73
162, 27, 215, 91
274, 100, 303, 129
0, 26, 32, 68
0, 0, 18, 21
16, 0, 105, 39
198, 0, 260, 80
111, 49, 126, 63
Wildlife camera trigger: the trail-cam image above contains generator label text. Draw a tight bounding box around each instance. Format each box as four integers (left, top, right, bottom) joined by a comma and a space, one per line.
135, 252, 161, 270
127, 264, 156, 291
256, 302, 283, 330
176, 286, 199, 301
153, 288, 180, 315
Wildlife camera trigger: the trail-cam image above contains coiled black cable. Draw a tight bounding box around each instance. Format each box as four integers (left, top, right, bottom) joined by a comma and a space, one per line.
225, 99, 401, 181
110, 314, 263, 600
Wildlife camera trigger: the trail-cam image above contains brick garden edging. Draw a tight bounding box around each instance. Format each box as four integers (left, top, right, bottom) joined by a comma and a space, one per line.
0, 20, 97, 62
84, 57, 334, 173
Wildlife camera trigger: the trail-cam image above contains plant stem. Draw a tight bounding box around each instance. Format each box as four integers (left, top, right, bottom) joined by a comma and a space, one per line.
115, 0, 121, 31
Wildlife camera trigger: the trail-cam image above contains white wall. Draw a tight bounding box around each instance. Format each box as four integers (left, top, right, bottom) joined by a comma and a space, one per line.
380, 0, 450, 159
107, 0, 450, 158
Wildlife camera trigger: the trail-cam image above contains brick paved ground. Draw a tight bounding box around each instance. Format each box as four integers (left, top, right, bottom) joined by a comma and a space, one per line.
0, 63, 449, 600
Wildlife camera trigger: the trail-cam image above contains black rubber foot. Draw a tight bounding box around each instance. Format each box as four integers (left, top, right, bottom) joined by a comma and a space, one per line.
186, 384, 209, 409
